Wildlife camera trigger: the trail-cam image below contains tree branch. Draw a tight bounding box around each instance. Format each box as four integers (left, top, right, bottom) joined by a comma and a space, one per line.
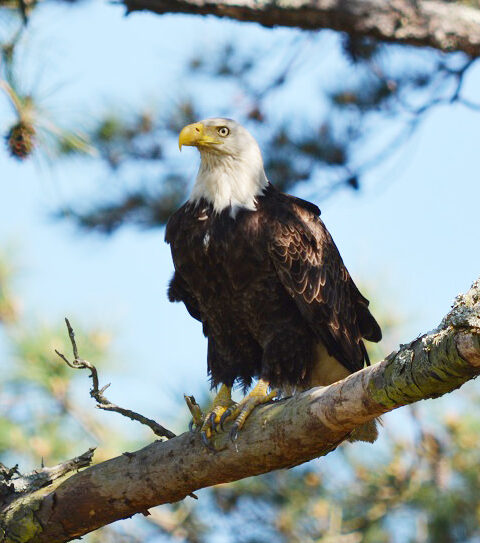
1, 449, 95, 504
123, 0, 480, 56
0, 449, 96, 542
2, 277, 480, 543
55, 318, 176, 440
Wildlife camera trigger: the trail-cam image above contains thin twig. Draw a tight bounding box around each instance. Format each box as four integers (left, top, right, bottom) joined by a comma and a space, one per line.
458, 97, 480, 112
449, 57, 476, 104
55, 318, 176, 440
56, 319, 198, 500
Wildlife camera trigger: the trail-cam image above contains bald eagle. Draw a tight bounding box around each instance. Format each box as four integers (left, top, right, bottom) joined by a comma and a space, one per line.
166, 118, 381, 445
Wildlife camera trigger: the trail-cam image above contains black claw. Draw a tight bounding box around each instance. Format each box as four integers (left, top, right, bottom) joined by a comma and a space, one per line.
220, 408, 232, 431
188, 419, 196, 433
201, 431, 217, 452
208, 412, 216, 427
230, 423, 239, 442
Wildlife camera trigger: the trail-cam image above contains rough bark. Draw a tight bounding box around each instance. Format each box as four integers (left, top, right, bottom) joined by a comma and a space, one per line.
1, 277, 480, 543
124, 0, 480, 56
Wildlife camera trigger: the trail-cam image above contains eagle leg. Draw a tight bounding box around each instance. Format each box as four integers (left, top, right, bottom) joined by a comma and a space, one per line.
220, 379, 278, 441
194, 384, 235, 448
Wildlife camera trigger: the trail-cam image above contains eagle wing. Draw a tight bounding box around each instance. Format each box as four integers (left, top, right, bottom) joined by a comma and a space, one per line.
268, 202, 381, 373
165, 203, 204, 325
167, 271, 202, 322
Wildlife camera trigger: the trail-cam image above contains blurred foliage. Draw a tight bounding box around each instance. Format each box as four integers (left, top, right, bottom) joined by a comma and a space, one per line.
0, 258, 129, 466
0, 16, 93, 161
4, 246, 480, 543
56, 40, 479, 234
2, 3, 480, 233
0, 249, 161, 542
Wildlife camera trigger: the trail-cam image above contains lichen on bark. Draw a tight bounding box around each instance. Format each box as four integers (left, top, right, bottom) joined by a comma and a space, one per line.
2, 492, 44, 543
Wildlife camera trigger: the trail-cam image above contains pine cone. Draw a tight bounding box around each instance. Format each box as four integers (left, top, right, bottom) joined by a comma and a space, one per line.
6, 120, 36, 160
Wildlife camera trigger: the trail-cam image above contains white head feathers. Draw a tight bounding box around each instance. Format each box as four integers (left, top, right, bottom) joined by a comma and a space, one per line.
179, 118, 268, 214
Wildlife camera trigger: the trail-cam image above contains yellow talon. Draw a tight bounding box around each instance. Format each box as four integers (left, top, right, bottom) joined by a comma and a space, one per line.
185, 384, 235, 448
187, 381, 277, 448
221, 379, 278, 440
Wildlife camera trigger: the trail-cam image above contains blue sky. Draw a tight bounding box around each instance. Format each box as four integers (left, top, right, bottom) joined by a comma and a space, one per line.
1, 1, 480, 445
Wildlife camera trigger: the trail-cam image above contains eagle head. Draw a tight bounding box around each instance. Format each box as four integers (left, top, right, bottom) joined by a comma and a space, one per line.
179, 118, 268, 214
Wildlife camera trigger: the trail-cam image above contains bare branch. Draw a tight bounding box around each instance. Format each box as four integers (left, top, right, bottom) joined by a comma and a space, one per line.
123, 0, 480, 57
55, 318, 176, 440
0, 448, 95, 510
3, 277, 479, 543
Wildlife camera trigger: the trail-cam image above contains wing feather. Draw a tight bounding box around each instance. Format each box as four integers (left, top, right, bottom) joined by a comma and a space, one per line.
268, 204, 380, 373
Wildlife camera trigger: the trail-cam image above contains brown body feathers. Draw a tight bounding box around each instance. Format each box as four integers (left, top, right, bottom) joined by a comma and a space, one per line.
166, 184, 381, 392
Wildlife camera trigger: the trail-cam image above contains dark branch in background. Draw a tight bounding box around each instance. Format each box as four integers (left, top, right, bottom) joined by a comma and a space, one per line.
55, 318, 176, 440
3, 1, 479, 233
390, 55, 480, 115
122, 0, 480, 57
2, 0, 480, 233
50, 36, 480, 235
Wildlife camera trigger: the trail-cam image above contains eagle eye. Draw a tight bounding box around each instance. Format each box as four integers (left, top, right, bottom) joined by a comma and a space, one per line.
217, 126, 230, 137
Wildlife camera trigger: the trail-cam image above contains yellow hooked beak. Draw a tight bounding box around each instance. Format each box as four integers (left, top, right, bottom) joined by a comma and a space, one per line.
178, 122, 222, 151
